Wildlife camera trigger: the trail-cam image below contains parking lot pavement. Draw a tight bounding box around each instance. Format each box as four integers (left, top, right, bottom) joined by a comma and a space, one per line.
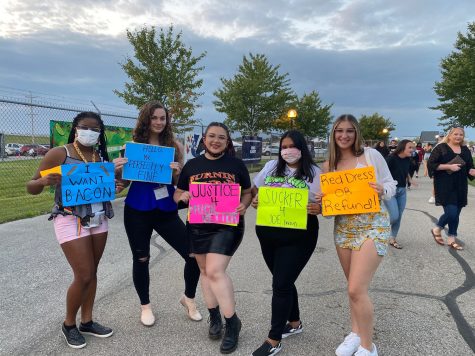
0, 176, 474, 355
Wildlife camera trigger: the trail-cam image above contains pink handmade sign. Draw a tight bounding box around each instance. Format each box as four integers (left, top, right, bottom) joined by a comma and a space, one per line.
188, 183, 241, 225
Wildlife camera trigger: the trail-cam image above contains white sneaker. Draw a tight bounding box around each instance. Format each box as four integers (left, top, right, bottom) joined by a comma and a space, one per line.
428, 196, 435, 204
354, 344, 378, 356
335, 332, 360, 356
140, 304, 155, 326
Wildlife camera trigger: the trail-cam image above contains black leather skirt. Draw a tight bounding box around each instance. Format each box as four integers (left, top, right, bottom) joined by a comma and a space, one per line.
187, 218, 244, 256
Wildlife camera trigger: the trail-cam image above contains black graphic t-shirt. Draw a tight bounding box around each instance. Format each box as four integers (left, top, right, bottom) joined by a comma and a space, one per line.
177, 154, 251, 191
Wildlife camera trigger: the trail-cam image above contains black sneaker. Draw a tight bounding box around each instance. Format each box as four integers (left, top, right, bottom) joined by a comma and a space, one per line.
208, 307, 223, 340
281, 321, 303, 339
62, 324, 86, 349
79, 321, 113, 338
252, 341, 282, 356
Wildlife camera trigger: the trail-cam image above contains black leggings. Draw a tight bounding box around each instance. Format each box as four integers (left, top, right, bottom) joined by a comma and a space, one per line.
256, 215, 319, 341
124, 205, 200, 305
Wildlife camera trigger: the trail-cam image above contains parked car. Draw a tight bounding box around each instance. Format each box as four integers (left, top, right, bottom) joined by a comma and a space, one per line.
5, 143, 23, 156
20, 144, 49, 156
262, 144, 280, 156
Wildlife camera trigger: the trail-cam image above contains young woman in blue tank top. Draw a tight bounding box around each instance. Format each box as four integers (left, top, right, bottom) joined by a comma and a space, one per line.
27, 112, 118, 349
114, 101, 202, 327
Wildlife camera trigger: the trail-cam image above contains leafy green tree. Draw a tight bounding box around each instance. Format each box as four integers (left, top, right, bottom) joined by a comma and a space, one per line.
213, 53, 295, 135
432, 22, 475, 128
114, 25, 206, 126
358, 113, 395, 141
274, 91, 332, 138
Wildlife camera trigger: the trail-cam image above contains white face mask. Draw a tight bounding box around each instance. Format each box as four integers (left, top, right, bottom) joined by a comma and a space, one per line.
76, 129, 100, 147
281, 147, 302, 164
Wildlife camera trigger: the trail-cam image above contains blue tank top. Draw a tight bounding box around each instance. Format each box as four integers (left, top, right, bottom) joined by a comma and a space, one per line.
125, 181, 177, 212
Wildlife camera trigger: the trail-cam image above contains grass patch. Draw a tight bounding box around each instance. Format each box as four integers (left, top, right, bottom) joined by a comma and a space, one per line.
3, 134, 49, 145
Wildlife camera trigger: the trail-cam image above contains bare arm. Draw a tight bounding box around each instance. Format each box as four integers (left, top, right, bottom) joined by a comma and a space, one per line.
26, 147, 66, 195
237, 188, 252, 215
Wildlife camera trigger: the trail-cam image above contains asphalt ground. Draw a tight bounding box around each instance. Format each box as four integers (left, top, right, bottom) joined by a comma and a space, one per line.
1, 175, 474, 355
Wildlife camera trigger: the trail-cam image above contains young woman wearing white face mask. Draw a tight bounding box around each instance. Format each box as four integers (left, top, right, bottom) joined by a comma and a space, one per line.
250, 130, 322, 356
27, 112, 120, 349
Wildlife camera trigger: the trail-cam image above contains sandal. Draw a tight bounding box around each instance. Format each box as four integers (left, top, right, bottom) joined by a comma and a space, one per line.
389, 240, 403, 249
448, 241, 463, 250
431, 228, 445, 246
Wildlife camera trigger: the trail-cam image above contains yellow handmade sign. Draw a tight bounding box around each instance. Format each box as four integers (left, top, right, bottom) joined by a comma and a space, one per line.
320, 166, 380, 216
256, 187, 308, 229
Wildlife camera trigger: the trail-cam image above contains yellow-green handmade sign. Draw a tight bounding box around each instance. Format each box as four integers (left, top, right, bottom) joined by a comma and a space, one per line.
256, 187, 308, 229
320, 166, 380, 216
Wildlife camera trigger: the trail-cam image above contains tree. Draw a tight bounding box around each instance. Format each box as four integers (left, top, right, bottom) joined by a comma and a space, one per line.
358, 113, 395, 141
432, 22, 475, 128
213, 53, 295, 135
114, 26, 206, 126
274, 91, 332, 138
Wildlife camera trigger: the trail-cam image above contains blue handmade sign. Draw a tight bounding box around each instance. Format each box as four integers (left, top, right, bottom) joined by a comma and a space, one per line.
61, 162, 115, 207
122, 142, 175, 184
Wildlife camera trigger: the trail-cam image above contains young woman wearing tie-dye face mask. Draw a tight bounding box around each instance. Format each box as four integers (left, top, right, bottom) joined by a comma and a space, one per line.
250, 130, 322, 356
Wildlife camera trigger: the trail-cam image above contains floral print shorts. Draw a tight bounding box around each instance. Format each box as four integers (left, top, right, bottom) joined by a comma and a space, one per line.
334, 203, 390, 256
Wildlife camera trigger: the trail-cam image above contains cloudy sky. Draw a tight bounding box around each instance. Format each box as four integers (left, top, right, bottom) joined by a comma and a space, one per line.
1, 0, 475, 139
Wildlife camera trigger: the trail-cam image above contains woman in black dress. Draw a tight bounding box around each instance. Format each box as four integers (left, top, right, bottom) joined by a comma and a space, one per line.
428, 127, 475, 249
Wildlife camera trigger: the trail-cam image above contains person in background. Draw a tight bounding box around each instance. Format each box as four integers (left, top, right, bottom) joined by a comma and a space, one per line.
373, 141, 390, 158
250, 130, 321, 356
407, 145, 419, 189
114, 101, 202, 327
318, 114, 396, 356
174, 122, 252, 354
385, 140, 416, 249
414, 143, 424, 178
27, 112, 118, 349
428, 127, 475, 250
422, 143, 433, 177
387, 139, 398, 154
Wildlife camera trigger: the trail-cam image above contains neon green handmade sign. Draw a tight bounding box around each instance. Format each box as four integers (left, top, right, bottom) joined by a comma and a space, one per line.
256, 187, 308, 229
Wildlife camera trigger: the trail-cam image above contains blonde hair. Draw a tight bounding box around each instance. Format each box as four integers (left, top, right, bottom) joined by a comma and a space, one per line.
328, 114, 365, 171
442, 127, 466, 146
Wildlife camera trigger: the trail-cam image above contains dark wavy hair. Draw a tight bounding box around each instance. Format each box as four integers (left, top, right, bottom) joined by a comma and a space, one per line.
204, 122, 236, 157
272, 130, 317, 182
133, 101, 182, 162
67, 112, 109, 162
392, 139, 412, 156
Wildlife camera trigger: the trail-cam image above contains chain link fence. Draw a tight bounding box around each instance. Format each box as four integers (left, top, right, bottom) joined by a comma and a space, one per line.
0, 97, 142, 223
0, 96, 328, 223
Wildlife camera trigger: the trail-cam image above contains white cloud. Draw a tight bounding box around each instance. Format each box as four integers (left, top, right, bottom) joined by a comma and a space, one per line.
1, 0, 474, 50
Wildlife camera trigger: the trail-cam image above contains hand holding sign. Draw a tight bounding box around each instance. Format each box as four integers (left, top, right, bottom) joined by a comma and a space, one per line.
320, 166, 380, 216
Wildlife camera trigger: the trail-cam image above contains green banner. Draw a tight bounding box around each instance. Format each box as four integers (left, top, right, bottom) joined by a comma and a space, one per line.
50, 120, 133, 160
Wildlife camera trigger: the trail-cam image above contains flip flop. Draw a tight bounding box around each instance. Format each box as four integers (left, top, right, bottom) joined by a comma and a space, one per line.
389, 240, 403, 249
431, 229, 445, 246
448, 241, 463, 250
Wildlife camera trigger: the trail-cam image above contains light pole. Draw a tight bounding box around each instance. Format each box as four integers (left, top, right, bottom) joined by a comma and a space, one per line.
287, 109, 297, 129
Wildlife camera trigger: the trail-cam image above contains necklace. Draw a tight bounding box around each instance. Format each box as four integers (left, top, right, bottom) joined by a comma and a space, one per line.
73, 140, 96, 163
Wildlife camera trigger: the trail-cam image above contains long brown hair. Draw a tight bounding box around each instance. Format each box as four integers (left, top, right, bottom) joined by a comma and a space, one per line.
133, 101, 182, 162
328, 114, 365, 171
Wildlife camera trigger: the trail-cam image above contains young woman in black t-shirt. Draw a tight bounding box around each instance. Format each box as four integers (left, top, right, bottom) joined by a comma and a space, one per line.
384, 140, 416, 249
174, 122, 252, 354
